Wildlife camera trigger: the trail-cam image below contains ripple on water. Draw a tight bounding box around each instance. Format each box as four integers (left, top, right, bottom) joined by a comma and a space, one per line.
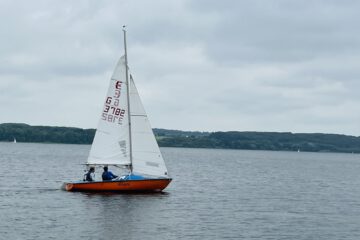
0, 143, 360, 239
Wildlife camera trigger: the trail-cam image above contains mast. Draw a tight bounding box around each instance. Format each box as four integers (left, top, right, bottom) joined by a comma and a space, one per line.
123, 26, 133, 173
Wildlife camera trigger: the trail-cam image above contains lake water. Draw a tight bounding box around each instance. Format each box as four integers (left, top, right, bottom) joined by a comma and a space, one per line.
0, 143, 360, 239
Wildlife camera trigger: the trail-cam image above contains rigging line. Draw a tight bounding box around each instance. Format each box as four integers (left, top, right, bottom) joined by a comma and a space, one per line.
132, 150, 162, 153
83, 163, 130, 167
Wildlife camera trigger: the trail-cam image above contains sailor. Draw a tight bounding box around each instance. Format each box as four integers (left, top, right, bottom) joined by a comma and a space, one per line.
102, 166, 118, 181
84, 167, 95, 182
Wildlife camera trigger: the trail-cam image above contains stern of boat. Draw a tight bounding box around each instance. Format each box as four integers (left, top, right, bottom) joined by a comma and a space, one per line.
61, 182, 74, 191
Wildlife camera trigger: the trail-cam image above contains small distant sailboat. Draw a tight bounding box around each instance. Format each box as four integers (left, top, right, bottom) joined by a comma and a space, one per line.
63, 28, 172, 192
13, 138, 16, 143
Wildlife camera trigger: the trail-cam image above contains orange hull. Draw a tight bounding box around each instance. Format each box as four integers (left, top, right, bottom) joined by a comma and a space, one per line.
62, 178, 172, 192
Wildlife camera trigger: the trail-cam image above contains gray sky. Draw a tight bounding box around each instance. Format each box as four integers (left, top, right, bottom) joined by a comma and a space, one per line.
1, 0, 360, 136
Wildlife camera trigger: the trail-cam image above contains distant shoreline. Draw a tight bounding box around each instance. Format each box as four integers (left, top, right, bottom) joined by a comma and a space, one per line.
1, 123, 359, 154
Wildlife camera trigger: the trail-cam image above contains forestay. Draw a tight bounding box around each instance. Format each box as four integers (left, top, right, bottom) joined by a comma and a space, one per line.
129, 75, 169, 178
87, 56, 131, 166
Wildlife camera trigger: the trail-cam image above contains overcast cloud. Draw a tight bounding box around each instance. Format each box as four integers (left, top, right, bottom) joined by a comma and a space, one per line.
1, 0, 359, 136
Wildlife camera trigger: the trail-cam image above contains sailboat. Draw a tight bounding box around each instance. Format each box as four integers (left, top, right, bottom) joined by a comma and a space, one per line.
13, 138, 16, 143
63, 28, 172, 192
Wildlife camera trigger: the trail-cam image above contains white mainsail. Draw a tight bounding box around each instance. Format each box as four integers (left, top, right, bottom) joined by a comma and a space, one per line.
129, 75, 169, 178
87, 56, 131, 166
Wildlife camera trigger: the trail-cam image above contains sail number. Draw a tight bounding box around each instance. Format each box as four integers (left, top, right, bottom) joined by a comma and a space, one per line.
101, 81, 126, 124
103, 102, 125, 115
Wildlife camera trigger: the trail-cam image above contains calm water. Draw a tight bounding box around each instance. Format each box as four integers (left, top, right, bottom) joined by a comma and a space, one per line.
0, 143, 360, 239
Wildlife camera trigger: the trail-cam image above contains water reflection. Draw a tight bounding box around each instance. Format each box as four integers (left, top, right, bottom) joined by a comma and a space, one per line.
76, 191, 171, 239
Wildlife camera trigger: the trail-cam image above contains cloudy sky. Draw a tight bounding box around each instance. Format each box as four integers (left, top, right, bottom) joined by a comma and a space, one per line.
1, 0, 360, 136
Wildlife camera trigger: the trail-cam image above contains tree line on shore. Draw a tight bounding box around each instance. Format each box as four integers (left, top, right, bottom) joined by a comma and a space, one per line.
1, 123, 359, 153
